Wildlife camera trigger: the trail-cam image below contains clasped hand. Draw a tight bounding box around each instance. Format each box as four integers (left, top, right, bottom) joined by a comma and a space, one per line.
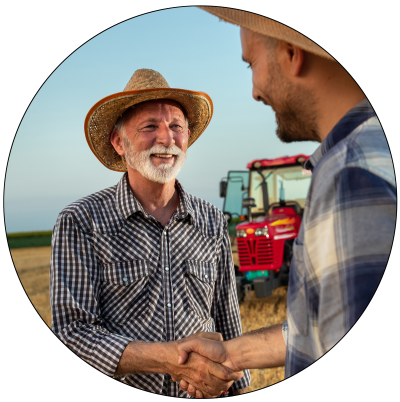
172, 332, 240, 398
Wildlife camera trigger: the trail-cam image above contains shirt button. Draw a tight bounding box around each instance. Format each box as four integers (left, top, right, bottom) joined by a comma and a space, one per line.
165, 267, 170, 271
205, 274, 208, 279
123, 277, 128, 282
167, 303, 172, 308
163, 231, 167, 236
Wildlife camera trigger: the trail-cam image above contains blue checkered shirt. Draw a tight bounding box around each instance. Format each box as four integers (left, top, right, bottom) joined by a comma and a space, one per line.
282, 99, 396, 377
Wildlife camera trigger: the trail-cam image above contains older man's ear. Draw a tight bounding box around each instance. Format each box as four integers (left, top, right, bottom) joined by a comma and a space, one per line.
110, 130, 125, 156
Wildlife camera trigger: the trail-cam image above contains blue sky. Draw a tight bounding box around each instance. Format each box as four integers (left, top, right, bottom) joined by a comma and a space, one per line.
4, 6, 320, 233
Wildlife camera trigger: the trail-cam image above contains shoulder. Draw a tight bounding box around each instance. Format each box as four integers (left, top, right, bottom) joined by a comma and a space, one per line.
345, 116, 395, 187
57, 184, 120, 233
313, 117, 394, 191
307, 118, 395, 220
185, 192, 227, 237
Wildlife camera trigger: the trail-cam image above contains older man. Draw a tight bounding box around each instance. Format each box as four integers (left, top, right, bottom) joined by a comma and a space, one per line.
50, 69, 250, 397
177, 7, 396, 396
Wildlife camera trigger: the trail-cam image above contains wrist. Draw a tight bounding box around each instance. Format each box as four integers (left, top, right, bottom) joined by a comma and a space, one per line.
116, 341, 178, 376
224, 338, 246, 372
160, 341, 180, 375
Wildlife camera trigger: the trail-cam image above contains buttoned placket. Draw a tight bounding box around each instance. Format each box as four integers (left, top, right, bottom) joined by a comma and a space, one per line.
161, 218, 178, 396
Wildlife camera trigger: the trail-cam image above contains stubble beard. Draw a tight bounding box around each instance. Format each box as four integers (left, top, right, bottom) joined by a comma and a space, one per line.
266, 59, 320, 143
121, 133, 187, 184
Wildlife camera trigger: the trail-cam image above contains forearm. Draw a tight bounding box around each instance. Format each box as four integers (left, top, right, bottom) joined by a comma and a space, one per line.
225, 324, 286, 370
115, 341, 176, 377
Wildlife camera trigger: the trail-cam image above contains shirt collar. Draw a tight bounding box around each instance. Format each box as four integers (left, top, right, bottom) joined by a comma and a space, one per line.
115, 173, 194, 222
305, 98, 375, 170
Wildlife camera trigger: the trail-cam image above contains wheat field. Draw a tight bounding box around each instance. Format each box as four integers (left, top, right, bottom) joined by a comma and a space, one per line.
10, 246, 287, 392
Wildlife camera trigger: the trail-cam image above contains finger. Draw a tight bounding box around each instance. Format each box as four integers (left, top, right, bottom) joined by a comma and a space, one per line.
187, 384, 197, 397
196, 390, 204, 399
179, 379, 189, 391
208, 361, 244, 383
181, 372, 229, 398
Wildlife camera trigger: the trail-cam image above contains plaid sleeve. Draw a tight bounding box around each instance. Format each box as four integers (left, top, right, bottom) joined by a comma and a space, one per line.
213, 220, 251, 390
50, 212, 132, 377
305, 167, 396, 353
282, 321, 288, 345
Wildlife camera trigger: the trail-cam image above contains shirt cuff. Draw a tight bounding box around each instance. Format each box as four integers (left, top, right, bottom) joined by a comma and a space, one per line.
282, 320, 288, 345
74, 327, 132, 378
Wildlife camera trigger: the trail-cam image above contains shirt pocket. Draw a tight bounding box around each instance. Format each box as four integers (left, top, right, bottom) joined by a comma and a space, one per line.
185, 260, 217, 319
287, 238, 309, 336
101, 259, 153, 323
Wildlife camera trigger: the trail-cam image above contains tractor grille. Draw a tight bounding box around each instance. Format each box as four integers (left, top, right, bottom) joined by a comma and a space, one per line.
237, 238, 274, 266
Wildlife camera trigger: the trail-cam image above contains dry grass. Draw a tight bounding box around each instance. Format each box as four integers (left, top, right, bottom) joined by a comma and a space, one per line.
10, 246, 287, 392
10, 246, 52, 327
240, 287, 287, 391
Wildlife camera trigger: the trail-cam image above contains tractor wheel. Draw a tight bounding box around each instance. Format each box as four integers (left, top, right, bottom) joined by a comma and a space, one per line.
234, 265, 244, 277
271, 265, 290, 289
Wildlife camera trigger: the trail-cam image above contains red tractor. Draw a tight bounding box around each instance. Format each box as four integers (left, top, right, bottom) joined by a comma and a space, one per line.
220, 154, 312, 300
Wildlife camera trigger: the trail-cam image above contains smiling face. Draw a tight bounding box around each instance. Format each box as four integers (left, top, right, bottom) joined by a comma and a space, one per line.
111, 99, 190, 184
240, 28, 320, 143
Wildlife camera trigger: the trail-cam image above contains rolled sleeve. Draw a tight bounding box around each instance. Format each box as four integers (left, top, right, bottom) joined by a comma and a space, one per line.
50, 213, 131, 377
213, 221, 251, 390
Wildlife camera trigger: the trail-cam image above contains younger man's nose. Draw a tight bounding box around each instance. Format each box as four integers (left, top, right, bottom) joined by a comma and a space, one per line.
252, 87, 263, 102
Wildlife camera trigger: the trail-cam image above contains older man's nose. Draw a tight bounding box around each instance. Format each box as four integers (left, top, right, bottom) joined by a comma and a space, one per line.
156, 124, 175, 146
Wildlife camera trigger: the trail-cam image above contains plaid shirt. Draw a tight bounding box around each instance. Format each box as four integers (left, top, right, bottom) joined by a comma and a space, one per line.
50, 175, 250, 396
282, 99, 396, 377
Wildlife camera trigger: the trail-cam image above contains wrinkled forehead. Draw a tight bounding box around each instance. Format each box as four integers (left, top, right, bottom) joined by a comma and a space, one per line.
128, 99, 187, 122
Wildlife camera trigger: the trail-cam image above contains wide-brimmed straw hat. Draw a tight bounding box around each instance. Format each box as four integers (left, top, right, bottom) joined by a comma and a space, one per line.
199, 7, 333, 60
85, 69, 213, 172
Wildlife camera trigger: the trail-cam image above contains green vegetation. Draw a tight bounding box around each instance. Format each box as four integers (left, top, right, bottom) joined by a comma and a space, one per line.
227, 217, 241, 243
7, 231, 53, 249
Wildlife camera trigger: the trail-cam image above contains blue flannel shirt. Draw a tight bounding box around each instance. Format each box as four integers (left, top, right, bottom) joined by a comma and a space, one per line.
282, 99, 396, 377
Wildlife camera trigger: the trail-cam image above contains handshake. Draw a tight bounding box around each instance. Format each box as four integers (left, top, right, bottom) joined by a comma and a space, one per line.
116, 324, 285, 397
172, 332, 245, 398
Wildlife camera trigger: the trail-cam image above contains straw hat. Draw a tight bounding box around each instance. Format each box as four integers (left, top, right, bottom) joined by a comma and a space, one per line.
85, 69, 213, 172
199, 7, 333, 60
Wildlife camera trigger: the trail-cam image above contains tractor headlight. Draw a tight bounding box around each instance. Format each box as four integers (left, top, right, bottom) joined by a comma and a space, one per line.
255, 227, 269, 237
236, 229, 247, 238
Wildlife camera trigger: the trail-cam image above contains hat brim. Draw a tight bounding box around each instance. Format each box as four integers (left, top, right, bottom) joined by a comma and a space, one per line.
199, 6, 333, 60
85, 88, 213, 172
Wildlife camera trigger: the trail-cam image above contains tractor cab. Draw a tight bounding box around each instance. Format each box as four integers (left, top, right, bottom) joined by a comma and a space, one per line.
220, 154, 312, 298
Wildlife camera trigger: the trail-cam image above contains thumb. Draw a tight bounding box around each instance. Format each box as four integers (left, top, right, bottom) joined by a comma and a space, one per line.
177, 349, 189, 365
177, 339, 199, 364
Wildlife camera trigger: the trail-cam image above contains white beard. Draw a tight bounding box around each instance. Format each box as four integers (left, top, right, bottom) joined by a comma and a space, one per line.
121, 133, 187, 184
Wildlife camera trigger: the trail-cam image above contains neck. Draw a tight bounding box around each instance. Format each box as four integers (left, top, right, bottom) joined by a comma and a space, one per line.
306, 55, 366, 142
126, 168, 180, 227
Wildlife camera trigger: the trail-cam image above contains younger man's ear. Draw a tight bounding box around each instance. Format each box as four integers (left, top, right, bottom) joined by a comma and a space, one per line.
277, 41, 305, 77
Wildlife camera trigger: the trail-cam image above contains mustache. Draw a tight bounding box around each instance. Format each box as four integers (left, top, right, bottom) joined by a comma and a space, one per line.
143, 144, 186, 158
